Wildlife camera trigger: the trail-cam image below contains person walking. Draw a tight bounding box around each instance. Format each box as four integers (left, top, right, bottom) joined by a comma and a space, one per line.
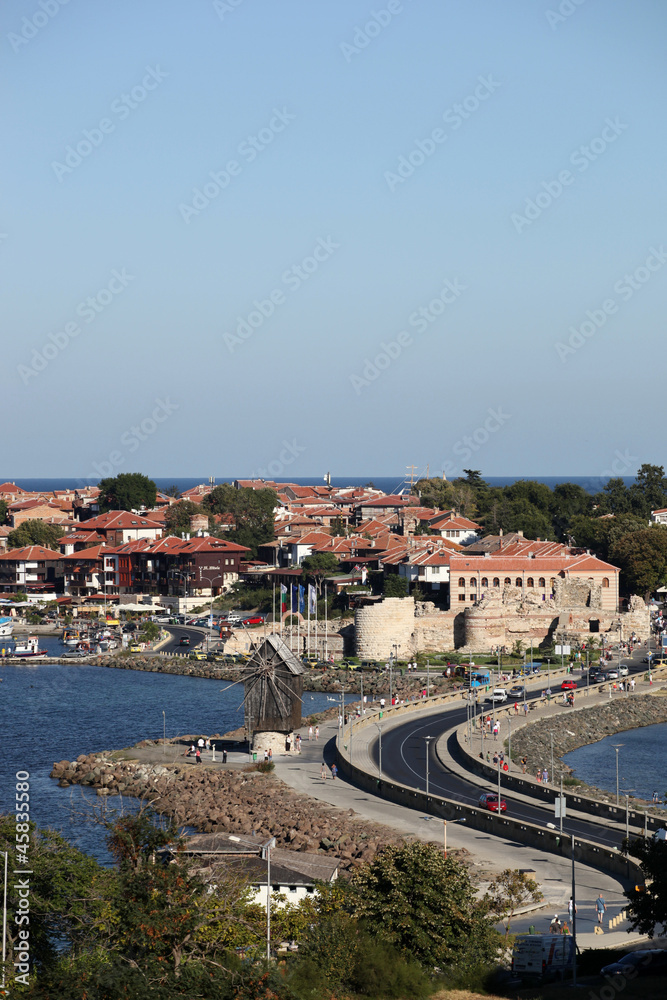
222, 749, 227, 763
330, 763, 338, 779
308, 725, 313, 741
315, 726, 319, 740
521, 756, 527, 773
568, 897, 577, 921
542, 768, 548, 784
320, 762, 327, 779
195, 748, 201, 764
596, 893, 606, 925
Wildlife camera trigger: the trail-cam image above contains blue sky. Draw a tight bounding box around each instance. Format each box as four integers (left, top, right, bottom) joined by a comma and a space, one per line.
2, 0, 666, 481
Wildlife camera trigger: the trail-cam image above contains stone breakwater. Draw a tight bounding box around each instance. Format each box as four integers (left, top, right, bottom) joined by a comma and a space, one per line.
49, 752, 415, 869
510, 694, 667, 798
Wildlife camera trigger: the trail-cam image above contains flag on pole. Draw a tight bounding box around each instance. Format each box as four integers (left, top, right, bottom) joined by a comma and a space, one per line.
292, 584, 298, 613
308, 584, 317, 615
299, 585, 305, 614
280, 584, 288, 614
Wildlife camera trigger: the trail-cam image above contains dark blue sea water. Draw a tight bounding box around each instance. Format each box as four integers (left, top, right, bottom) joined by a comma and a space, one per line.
0, 660, 336, 861
563, 722, 667, 803
4, 476, 636, 495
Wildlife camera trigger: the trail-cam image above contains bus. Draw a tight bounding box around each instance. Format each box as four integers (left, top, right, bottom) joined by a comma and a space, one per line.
468, 669, 491, 688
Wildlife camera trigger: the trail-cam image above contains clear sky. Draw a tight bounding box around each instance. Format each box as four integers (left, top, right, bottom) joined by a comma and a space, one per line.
2, 0, 665, 482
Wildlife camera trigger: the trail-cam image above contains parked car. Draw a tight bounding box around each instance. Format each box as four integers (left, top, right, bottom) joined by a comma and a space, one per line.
189, 651, 207, 660
128, 643, 142, 652
242, 616, 265, 626
62, 649, 89, 658
560, 679, 577, 690
179, 636, 190, 646
479, 792, 507, 813
155, 616, 172, 623
302, 657, 319, 667
508, 685, 525, 699
600, 950, 667, 979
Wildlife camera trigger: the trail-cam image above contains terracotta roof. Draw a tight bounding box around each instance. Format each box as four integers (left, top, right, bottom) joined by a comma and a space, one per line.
0, 545, 63, 561
78, 511, 163, 531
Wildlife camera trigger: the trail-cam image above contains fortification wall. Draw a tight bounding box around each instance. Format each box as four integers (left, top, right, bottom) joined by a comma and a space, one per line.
354, 598, 417, 659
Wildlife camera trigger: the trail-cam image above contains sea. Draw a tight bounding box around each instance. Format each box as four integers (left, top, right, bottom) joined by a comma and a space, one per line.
5, 475, 636, 495
0, 655, 337, 863
562, 723, 667, 805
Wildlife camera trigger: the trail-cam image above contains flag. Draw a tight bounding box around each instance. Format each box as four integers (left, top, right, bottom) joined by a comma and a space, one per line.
361, 567, 367, 585
308, 584, 317, 614
280, 584, 288, 613
292, 584, 298, 613
299, 585, 305, 614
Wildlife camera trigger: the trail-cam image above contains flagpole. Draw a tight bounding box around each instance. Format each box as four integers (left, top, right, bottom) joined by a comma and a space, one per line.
297, 586, 301, 660
307, 585, 310, 658
272, 578, 275, 635
325, 582, 328, 662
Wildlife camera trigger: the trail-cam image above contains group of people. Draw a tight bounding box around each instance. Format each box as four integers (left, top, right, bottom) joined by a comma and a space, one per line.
320, 761, 338, 779
185, 737, 227, 764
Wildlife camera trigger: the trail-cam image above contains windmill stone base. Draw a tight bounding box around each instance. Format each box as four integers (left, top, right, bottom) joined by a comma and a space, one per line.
251, 730, 297, 756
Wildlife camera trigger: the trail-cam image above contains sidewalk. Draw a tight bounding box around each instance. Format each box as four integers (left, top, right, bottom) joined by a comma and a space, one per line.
273, 705, 643, 950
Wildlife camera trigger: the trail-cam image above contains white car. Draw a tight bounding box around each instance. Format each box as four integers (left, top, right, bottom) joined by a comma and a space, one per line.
618, 664, 629, 676
488, 688, 508, 703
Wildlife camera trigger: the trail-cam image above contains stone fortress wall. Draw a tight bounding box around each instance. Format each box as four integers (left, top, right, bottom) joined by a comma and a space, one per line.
354, 585, 650, 659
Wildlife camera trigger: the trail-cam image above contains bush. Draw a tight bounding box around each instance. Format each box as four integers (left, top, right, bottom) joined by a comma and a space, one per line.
251, 761, 274, 773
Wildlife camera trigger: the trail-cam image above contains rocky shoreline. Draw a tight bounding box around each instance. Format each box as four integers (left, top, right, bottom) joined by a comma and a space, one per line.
49, 747, 448, 871
510, 693, 667, 806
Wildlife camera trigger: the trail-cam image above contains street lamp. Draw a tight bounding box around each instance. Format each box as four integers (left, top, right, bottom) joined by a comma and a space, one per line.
423, 735, 435, 795
262, 836, 277, 962
198, 573, 219, 651
613, 744, 623, 806
1, 850, 7, 993
374, 723, 382, 780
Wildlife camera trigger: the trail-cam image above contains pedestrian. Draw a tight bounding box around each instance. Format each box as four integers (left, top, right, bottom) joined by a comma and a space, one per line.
380, 697, 385, 710
549, 915, 561, 934
596, 893, 606, 925
493, 752, 498, 766
205, 738, 211, 751
315, 726, 319, 740
320, 762, 327, 779
543, 768, 548, 783
268, 747, 273, 761
568, 897, 577, 920
286, 735, 292, 751
493, 722, 499, 740
222, 749, 227, 763
296, 734, 301, 753
536, 769, 542, 783
523, 702, 528, 716
514, 701, 519, 714
264, 750, 269, 762
522, 756, 527, 773
195, 748, 201, 764
486, 750, 490, 762
189, 744, 195, 757
308, 725, 313, 741
198, 737, 204, 749
331, 763, 338, 779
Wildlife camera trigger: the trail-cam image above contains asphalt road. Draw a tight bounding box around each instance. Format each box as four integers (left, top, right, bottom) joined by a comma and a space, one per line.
159, 624, 211, 654
374, 639, 655, 853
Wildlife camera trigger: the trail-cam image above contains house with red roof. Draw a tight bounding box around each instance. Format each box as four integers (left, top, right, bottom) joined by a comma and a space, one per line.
70, 510, 163, 547
0, 545, 64, 594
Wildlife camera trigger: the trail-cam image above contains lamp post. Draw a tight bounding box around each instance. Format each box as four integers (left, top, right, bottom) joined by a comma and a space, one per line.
423, 735, 434, 795
198, 573, 218, 651
613, 744, 623, 806
374, 723, 382, 780
571, 835, 578, 987
163, 710, 166, 758
263, 836, 277, 962
426, 658, 430, 698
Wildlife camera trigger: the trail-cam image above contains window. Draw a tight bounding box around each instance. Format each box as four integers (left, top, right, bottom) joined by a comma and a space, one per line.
551, 578, 556, 587
538, 577, 546, 588
602, 577, 609, 588
458, 577, 465, 587
470, 578, 477, 587
516, 577, 522, 588
469, 593, 476, 600
527, 577, 534, 588
458, 594, 466, 601
289, 886, 298, 893
504, 577, 511, 585
481, 577, 488, 587
493, 577, 500, 587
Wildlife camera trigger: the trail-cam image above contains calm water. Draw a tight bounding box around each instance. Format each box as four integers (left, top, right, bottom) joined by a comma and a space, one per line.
0, 660, 335, 860
563, 722, 667, 803
9, 475, 635, 494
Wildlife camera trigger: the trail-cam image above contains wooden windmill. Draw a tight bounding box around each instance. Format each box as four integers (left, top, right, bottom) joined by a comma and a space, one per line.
240, 635, 304, 747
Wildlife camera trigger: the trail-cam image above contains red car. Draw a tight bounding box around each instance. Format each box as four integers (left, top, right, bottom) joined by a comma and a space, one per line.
561, 679, 577, 690
242, 616, 265, 626
479, 792, 507, 813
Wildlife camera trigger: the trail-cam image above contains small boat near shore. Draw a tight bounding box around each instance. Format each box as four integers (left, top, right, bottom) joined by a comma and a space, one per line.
0, 616, 14, 638
10, 636, 48, 658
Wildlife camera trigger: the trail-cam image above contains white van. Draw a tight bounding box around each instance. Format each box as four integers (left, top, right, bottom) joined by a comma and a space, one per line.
488, 688, 508, 703
512, 934, 574, 981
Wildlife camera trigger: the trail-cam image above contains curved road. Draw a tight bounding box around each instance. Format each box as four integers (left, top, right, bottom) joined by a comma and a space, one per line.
373, 643, 654, 853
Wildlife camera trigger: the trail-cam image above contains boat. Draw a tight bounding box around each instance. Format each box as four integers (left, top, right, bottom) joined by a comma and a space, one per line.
0, 616, 14, 638
11, 636, 48, 658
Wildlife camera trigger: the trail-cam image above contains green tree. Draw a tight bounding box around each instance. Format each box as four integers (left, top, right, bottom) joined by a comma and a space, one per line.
629, 463, 667, 520
97, 472, 157, 512
569, 512, 646, 561
350, 842, 499, 971
610, 525, 667, 597
383, 573, 409, 598
301, 551, 340, 594
139, 620, 160, 643
549, 482, 593, 539
204, 485, 276, 556
330, 515, 348, 537
0, 498, 7, 524
7, 519, 64, 550
625, 836, 667, 937
594, 476, 633, 515
484, 868, 543, 937
164, 500, 210, 537
164, 484, 181, 498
